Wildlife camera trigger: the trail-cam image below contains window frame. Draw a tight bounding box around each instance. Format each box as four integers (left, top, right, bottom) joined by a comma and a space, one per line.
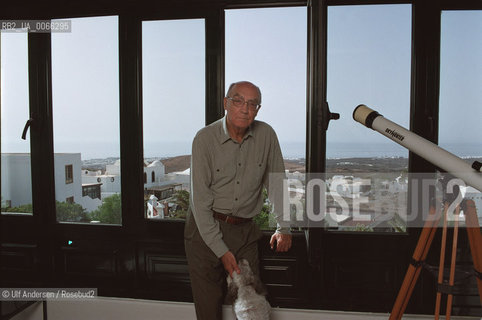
1, 0, 480, 314
134, 10, 224, 228
65, 164, 73, 184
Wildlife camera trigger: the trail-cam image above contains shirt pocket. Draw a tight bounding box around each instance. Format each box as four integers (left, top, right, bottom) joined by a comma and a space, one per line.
245, 160, 267, 193
212, 157, 237, 188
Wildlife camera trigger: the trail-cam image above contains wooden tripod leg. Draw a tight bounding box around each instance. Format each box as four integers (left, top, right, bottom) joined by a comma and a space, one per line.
464, 200, 482, 304
445, 205, 460, 320
435, 202, 449, 320
389, 206, 441, 320
399, 225, 439, 317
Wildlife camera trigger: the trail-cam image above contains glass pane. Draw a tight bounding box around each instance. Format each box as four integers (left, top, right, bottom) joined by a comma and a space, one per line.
439, 10, 482, 223
51, 16, 121, 224
142, 19, 205, 220
326, 5, 411, 232
225, 7, 307, 230
1, 30, 33, 215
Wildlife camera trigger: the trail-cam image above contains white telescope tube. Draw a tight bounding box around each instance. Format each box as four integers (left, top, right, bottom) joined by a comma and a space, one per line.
353, 104, 482, 192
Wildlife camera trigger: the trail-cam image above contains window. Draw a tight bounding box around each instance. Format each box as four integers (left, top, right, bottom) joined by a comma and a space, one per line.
65, 164, 73, 184
225, 7, 307, 230
439, 11, 482, 158
142, 19, 205, 220
51, 16, 121, 224
151, 171, 155, 183
1, 30, 33, 215
439, 10, 482, 216
82, 184, 101, 200
325, 5, 411, 232
66, 196, 74, 204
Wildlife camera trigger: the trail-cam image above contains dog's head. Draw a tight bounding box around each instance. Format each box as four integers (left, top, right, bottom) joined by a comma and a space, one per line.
232, 259, 256, 287
226, 259, 257, 302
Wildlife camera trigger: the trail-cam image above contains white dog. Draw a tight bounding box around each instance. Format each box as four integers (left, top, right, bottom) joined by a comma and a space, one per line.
226, 259, 271, 320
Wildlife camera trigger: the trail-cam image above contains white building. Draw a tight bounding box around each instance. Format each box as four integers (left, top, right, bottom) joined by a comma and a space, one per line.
1, 153, 33, 208
144, 160, 166, 189
165, 168, 190, 190
82, 159, 169, 199
2, 154, 190, 216
1, 153, 101, 212
460, 186, 482, 226
82, 168, 121, 200
146, 195, 166, 219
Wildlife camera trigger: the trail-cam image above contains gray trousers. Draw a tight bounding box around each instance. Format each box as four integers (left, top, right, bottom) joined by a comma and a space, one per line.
184, 209, 262, 320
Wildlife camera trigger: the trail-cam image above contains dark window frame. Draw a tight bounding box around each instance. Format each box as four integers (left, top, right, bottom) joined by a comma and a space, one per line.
1, 0, 480, 313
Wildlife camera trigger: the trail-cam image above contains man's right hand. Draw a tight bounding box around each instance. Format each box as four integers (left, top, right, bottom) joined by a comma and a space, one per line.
221, 251, 240, 277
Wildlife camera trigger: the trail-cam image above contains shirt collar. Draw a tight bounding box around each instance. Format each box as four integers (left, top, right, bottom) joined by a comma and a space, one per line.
220, 116, 231, 144
220, 115, 254, 144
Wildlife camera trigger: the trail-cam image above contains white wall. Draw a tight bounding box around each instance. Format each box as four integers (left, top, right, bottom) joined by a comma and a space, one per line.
463, 187, 482, 226
105, 160, 120, 175
82, 175, 121, 199
1, 154, 33, 207
82, 169, 102, 176
81, 195, 102, 212
143, 166, 157, 188
165, 172, 190, 190
53, 153, 82, 204
11, 297, 477, 320
1, 153, 82, 208
144, 161, 166, 189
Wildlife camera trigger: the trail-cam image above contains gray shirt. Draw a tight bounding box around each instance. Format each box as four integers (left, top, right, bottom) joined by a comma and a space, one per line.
190, 116, 289, 258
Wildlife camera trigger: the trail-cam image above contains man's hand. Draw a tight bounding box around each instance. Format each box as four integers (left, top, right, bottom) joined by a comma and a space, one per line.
270, 232, 292, 252
221, 251, 240, 277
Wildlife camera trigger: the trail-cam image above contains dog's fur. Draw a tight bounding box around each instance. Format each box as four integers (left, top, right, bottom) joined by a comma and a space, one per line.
226, 259, 271, 320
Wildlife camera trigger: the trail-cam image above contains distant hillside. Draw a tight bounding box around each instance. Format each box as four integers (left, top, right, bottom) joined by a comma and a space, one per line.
284, 158, 306, 172
161, 155, 191, 173
158, 155, 411, 175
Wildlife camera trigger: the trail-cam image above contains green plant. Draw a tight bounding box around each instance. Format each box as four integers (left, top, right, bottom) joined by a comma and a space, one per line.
56, 201, 89, 222
89, 194, 121, 224
253, 188, 276, 230
2, 203, 33, 214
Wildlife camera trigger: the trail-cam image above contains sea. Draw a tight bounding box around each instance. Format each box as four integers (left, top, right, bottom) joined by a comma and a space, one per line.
281, 142, 482, 160
6, 140, 480, 161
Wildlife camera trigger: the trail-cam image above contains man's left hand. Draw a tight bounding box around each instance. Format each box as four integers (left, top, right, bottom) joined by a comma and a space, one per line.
270, 232, 292, 252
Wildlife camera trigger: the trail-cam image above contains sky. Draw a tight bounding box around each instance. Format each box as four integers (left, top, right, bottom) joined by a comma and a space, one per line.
1, 6, 481, 160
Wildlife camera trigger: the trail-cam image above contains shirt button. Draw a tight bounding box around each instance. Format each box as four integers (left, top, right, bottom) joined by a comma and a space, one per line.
238, 163, 241, 166
235, 198, 238, 201
237, 181, 240, 184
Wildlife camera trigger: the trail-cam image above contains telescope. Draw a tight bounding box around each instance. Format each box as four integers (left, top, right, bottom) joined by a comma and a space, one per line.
353, 104, 482, 192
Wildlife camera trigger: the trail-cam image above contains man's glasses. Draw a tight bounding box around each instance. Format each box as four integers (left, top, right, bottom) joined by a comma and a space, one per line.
226, 97, 261, 112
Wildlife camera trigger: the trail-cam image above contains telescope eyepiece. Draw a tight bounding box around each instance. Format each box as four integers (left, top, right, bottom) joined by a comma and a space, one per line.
353, 104, 381, 129
472, 161, 482, 172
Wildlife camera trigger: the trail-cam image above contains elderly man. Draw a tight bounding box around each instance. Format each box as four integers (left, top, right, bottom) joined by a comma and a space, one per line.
184, 81, 292, 320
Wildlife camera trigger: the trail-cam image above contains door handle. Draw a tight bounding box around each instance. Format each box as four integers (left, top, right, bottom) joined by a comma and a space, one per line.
21, 118, 33, 140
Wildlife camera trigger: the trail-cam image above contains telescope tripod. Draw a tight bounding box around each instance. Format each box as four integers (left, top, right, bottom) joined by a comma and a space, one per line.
390, 199, 482, 320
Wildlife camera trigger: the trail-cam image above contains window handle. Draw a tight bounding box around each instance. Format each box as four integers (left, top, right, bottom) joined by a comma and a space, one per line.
21, 118, 34, 140
321, 102, 340, 131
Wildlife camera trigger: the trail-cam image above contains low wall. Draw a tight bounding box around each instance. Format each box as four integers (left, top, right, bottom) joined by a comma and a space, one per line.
11, 297, 480, 320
